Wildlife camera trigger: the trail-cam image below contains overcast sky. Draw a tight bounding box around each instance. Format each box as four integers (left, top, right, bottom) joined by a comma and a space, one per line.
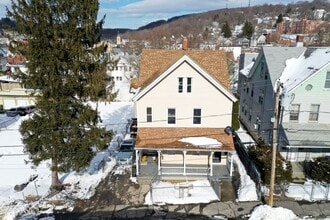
1, 0, 313, 29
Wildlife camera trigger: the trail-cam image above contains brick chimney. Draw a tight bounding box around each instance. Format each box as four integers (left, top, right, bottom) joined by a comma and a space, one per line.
182, 37, 188, 50
296, 35, 304, 47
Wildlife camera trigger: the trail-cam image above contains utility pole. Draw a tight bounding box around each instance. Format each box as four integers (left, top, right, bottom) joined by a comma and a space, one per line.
269, 80, 281, 207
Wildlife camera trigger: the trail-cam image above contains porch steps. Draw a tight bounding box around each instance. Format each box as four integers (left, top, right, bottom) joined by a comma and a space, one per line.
291, 162, 306, 183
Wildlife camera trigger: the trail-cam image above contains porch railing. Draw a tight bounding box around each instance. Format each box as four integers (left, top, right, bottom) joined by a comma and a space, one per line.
161, 166, 209, 175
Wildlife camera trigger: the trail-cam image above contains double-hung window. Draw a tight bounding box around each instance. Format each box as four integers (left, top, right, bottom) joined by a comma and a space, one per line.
146, 107, 152, 122
178, 77, 192, 93
168, 108, 176, 124
309, 104, 320, 121
178, 77, 183, 93
193, 109, 201, 124
290, 104, 300, 121
325, 71, 330, 88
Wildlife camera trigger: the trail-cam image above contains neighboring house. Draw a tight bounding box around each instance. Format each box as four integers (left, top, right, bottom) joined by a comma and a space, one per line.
238, 46, 330, 161
0, 75, 35, 110
132, 46, 237, 181
250, 34, 266, 47
0, 53, 35, 109
105, 47, 138, 101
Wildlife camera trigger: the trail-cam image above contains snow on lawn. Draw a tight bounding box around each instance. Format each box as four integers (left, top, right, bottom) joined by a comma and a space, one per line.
249, 204, 298, 220
286, 181, 330, 202
144, 180, 219, 205
0, 101, 133, 219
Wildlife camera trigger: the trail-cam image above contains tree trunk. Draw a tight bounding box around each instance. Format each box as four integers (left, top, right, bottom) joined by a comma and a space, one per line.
51, 159, 62, 190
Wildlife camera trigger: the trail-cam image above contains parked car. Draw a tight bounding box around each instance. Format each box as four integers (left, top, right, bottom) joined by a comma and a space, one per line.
6, 107, 26, 117
6, 105, 35, 117
116, 139, 135, 165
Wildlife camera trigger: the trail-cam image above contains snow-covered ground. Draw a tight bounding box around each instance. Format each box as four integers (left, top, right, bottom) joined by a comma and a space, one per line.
0, 101, 133, 219
0, 80, 328, 219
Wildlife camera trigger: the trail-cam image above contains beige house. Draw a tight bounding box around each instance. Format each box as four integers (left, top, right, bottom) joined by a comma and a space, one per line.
132, 47, 237, 180
1, 53, 35, 110
0, 75, 35, 110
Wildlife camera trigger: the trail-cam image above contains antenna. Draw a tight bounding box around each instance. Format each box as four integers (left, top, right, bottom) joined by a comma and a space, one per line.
248, 0, 251, 7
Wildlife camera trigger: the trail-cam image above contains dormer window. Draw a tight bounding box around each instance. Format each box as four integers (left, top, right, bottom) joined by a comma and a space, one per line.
178, 77, 192, 93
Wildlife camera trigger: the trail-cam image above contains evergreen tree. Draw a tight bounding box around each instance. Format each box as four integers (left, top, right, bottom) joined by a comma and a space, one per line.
7, 0, 115, 189
222, 21, 232, 38
241, 20, 254, 40
276, 13, 284, 24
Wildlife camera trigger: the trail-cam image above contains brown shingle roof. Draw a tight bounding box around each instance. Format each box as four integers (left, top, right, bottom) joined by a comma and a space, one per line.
132, 49, 231, 91
135, 127, 235, 152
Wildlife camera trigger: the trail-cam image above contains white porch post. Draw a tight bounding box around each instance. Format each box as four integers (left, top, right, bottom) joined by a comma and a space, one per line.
135, 150, 139, 175
157, 150, 161, 175
210, 152, 214, 176
229, 153, 234, 176
183, 150, 187, 175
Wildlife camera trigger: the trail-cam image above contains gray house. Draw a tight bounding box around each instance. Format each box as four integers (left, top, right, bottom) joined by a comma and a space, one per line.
238, 46, 330, 161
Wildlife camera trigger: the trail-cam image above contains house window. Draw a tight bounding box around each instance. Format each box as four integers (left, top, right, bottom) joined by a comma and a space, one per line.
325, 71, 330, 88
178, 77, 192, 93
187, 77, 192, 93
168, 108, 176, 124
178, 77, 183, 93
309, 104, 320, 121
193, 109, 201, 124
146, 107, 152, 122
251, 84, 254, 97
290, 104, 300, 121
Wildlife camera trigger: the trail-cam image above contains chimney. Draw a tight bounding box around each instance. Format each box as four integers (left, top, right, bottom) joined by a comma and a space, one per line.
296, 35, 304, 47
182, 37, 188, 50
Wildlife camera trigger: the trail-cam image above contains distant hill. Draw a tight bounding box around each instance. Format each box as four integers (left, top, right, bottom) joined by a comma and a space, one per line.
114, 0, 330, 46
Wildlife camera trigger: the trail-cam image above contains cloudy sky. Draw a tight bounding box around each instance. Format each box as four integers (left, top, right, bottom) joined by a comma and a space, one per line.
1, 0, 312, 29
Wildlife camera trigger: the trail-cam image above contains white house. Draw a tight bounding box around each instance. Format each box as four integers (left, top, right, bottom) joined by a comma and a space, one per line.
132, 46, 237, 180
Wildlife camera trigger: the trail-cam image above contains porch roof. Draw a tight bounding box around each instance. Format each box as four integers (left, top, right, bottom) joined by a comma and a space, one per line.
135, 127, 235, 152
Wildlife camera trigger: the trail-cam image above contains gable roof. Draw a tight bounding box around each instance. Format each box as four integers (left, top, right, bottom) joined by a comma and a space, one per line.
132, 49, 236, 101
262, 46, 305, 87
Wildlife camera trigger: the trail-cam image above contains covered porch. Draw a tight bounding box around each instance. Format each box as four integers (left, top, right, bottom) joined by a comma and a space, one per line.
134, 127, 235, 182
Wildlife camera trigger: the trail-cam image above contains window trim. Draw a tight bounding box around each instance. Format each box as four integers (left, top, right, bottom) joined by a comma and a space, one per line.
325, 71, 330, 88
146, 107, 152, 122
309, 104, 320, 122
168, 108, 176, 124
289, 104, 300, 121
178, 77, 183, 93
193, 108, 201, 124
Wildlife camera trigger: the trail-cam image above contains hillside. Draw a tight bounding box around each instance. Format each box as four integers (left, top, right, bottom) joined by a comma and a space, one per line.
101, 0, 330, 47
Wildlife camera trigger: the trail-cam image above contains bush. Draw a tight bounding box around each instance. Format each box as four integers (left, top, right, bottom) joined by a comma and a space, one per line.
232, 101, 240, 131
0, 105, 4, 114
305, 157, 330, 183
249, 143, 292, 184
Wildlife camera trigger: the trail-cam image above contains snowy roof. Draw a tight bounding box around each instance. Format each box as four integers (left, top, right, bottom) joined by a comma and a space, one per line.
279, 47, 330, 92
262, 46, 305, 87
135, 127, 235, 151
0, 75, 19, 83
239, 52, 258, 72
240, 61, 255, 77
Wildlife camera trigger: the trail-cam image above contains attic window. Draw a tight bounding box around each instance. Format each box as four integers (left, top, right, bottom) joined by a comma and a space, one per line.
178, 77, 192, 93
